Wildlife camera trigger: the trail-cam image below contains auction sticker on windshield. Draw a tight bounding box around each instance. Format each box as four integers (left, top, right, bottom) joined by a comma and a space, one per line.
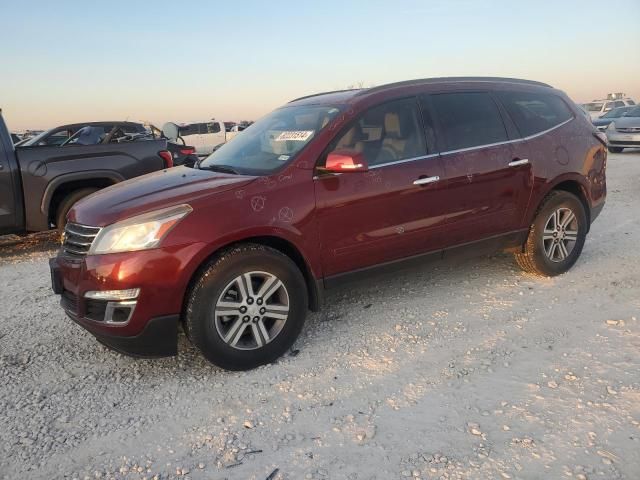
275, 131, 314, 142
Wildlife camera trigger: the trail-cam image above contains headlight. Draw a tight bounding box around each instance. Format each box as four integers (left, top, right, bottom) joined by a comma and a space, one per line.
89, 204, 192, 255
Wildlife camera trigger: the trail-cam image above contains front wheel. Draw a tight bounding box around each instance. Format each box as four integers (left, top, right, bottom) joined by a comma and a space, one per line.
514, 191, 587, 277
185, 244, 308, 370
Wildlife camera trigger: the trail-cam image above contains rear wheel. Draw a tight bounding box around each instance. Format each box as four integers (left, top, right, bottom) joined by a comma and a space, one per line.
514, 191, 587, 277
55, 188, 98, 231
608, 147, 623, 153
185, 244, 308, 370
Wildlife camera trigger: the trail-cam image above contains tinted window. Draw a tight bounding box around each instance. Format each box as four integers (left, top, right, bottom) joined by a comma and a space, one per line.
329, 98, 427, 167
497, 91, 573, 137
628, 100, 635, 105
205, 122, 221, 134
612, 101, 625, 108
178, 124, 203, 137
431, 92, 507, 151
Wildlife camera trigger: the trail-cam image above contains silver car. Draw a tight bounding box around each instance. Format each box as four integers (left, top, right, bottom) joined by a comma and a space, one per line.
606, 105, 640, 153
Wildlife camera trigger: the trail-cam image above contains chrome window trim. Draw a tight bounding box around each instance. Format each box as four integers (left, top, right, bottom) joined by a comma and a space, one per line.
313, 115, 574, 177
368, 153, 439, 170
439, 116, 574, 156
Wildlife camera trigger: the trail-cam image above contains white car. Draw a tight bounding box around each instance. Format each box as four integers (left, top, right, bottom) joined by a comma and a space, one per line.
583, 97, 635, 120
162, 120, 243, 156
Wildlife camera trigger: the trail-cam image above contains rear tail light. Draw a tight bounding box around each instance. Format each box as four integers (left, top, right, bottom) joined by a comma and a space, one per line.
179, 147, 195, 155
159, 150, 174, 168
593, 131, 608, 147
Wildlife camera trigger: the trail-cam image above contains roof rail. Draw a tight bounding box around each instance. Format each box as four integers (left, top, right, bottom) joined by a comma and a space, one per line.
288, 88, 362, 103
356, 77, 552, 96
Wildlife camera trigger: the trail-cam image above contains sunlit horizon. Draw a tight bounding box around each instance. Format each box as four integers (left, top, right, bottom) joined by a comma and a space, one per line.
1, 0, 639, 132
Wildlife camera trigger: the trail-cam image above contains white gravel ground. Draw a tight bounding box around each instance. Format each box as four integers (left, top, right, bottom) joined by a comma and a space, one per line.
1, 152, 639, 480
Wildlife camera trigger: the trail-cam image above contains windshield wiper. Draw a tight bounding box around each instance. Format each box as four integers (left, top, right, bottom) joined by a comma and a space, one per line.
199, 164, 241, 175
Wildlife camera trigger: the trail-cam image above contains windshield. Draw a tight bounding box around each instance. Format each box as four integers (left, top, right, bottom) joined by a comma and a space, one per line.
584, 102, 603, 112
199, 105, 342, 175
602, 107, 631, 118
625, 106, 640, 117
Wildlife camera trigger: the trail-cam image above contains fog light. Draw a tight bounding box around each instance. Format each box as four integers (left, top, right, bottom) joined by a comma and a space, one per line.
85, 289, 140, 301
105, 301, 137, 324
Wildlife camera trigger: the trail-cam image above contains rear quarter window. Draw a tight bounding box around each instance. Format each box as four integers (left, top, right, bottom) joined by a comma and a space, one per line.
496, 91, 573, 137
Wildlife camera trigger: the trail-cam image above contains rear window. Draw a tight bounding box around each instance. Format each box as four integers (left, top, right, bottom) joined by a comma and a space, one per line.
497, 91, 573, 137
431, 92, 508, 151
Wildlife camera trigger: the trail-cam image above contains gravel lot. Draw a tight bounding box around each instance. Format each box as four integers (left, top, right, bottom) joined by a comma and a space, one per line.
1, 152, 639, 480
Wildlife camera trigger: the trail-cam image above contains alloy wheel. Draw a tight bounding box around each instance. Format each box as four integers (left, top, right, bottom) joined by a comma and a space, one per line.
214, 271, 290, 350
542, 207, 579, 263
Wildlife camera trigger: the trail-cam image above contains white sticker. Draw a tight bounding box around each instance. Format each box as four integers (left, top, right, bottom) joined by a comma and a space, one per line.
274, 130, 314, 142
278, 155, 290, 161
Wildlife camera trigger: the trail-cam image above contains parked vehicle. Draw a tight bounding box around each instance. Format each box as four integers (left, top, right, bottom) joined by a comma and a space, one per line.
147, 124, 199, 167
0, 111, 173, 235
20, 121, 148, 147
605, 105, 640, 152
50, 77, 607, 370
10, 133, 21, 144
162, 120, 242, 156
592, 106, 634, 131
583, 96, 635, 120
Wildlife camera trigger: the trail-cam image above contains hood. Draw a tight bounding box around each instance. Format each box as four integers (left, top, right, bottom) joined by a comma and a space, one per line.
610, 116, 640, 129
70, 166, 256, 226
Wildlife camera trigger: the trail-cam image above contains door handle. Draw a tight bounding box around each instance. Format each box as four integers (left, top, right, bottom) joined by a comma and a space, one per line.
413, 176, 440, 186
508, 159, 529, 167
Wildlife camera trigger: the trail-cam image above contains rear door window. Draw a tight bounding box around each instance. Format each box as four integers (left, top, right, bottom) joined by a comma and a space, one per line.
496, 91, 573, 137
431, 92, 508, 151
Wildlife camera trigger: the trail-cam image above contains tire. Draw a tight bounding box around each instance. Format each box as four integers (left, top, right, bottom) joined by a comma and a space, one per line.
185, 244, 308, 370
55, 188, 99, 230
514, 191, 587, 277
608, 147, 623, 153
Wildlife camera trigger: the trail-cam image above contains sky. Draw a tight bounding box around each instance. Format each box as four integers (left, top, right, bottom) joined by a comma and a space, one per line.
1, 0, 639, 131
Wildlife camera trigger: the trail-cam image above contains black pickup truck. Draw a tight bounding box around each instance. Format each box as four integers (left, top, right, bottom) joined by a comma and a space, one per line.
0, 111, 173, 235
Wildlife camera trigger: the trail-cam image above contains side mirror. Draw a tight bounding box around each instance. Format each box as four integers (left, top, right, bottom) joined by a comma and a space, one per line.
324, 150, 368, 173
161, 122, 179, 141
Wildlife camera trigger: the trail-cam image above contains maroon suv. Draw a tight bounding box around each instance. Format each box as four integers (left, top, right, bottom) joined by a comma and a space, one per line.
50, 77, 607, 370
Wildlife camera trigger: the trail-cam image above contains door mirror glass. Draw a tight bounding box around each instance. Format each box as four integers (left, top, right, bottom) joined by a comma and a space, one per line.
325, 151, 368, 172
162, 122, 179, 141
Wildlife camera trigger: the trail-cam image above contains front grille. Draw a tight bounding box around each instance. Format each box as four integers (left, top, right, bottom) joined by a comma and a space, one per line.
63, 222, 101, 257
61, 290, 79, 314
616, 127, 640, 133
85, 299, 108, 322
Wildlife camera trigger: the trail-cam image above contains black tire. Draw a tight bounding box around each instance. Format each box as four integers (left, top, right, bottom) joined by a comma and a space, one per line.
608, 147, 623, 153
185, 244, 308, 370
55, 188, 98, 230
514, 191, 587, 277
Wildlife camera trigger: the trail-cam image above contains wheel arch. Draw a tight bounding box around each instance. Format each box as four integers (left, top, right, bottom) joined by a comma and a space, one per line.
42, 171, 124, 226
528, 175, 592, 232
181, 235, 323, 324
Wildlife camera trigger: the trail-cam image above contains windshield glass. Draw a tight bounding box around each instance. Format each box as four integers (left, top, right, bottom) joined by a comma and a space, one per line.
584, 102, 603, 112
199, 105, 342, 175
602, 107, 630, 118
625, 106, 640, 117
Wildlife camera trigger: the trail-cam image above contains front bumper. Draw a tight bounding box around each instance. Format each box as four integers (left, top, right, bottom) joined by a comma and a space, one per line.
49, 242, 205, 358
606, 131, 640, 147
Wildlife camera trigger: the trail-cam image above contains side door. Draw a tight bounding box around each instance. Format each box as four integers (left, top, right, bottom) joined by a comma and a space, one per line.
427, 91, 532, 246
314, 97, 448, 278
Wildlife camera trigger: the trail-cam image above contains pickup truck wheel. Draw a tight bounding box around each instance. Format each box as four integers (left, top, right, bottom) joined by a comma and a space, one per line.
55, 188, 98, 230
185, 244, 308, 370
608, 147, 623, 153
514, 191, 587, 277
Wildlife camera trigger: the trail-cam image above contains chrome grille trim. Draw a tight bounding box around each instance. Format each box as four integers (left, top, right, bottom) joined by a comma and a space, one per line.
62, 222, 101, 257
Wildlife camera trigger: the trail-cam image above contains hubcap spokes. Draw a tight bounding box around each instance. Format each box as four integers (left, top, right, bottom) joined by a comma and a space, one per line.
542, 207, 578, 263
214, 271, 289, 350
